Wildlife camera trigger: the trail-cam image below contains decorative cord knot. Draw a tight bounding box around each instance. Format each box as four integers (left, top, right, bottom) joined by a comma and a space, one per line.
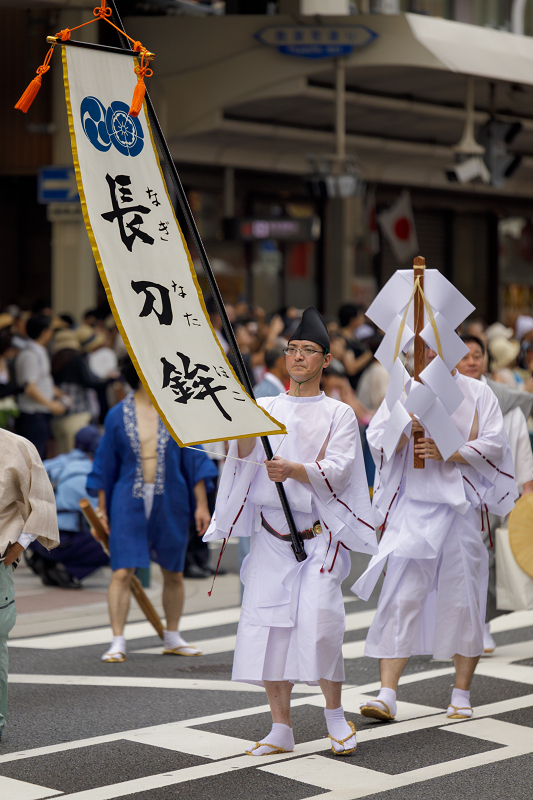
134, 61, 153, 80
56, 29, 71, 41
36, 63, 51, 78
133, 40, 144, 52
129, 51, 152, 117
94, 2, 112, 18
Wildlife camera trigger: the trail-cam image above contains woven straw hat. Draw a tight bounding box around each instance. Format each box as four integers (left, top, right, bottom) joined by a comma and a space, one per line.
508, 494, 533, 579
51, 329, 81, 355
75, 324, 106, 352
0, 313, 14, 331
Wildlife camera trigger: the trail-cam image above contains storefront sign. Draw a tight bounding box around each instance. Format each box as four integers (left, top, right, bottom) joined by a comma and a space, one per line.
231, 217, 321, 241
255, 25, 378, 59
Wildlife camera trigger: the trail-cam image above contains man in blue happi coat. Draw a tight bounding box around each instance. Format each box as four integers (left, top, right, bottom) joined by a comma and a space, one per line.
87, 358, 218, 662
26, 425, 109, 588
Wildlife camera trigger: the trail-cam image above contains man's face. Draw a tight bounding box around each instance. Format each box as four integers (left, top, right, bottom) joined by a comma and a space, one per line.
286, 339, 330, 382
457, 342, 484, 381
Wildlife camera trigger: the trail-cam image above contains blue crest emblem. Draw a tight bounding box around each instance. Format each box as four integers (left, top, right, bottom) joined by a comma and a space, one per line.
80, 96, 144, 157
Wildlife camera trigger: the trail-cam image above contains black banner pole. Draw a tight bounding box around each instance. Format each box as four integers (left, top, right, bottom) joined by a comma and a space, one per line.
105, 3, 306, 562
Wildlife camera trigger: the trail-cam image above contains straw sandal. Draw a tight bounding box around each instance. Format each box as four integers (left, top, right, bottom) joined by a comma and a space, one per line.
447, 705, 473, 719
162, 645, 202, 656
101, 651, 126, 663
329, 720, 357, 756
245, 742, 292, 756
359, 700, 395, 721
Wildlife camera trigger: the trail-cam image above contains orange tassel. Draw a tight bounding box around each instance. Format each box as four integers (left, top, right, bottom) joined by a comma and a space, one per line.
128, 78, 146, 117
15, 45, 54, 114
15, 75, 43, 113
129, 53, 152, 118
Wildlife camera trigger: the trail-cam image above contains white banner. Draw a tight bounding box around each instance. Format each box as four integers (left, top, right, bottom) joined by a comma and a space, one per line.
62, 46, 284, 446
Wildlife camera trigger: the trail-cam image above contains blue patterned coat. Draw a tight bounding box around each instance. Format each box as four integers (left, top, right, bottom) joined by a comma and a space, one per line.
87, 393, 217, 572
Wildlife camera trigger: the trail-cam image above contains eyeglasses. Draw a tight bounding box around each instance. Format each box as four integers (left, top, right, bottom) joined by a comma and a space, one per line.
284, 347, 325, 357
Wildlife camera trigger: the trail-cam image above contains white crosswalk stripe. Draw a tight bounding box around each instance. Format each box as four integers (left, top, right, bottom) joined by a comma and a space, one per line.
4, 602, 533, 799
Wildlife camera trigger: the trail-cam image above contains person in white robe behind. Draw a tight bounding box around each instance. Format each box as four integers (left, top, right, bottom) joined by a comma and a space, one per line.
205, 307, 377, 757
0, 428, 59, 740
352, 346, 517, 723
456, 334, 533, 653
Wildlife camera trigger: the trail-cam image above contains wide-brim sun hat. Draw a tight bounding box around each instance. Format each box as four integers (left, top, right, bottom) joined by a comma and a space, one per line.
508, 494, 533, 579
489, 336, 521, 372
485, 322, 513, 343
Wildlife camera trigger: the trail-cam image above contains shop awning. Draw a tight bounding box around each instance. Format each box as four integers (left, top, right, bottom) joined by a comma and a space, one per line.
124, 13, 533, 196
405, 13, 533, 86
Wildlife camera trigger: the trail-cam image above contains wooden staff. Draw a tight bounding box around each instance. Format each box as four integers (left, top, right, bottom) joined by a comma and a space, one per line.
79, 498, 164, 639
413, 256, 425, 470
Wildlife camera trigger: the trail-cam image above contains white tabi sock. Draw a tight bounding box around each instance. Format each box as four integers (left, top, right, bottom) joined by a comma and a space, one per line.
448, 687, 472, 718
163, 630, 200, 655
362, 687, 397, 718
101, 635, 126, 661
248, 723, 294, 756
324, 706, 356, 753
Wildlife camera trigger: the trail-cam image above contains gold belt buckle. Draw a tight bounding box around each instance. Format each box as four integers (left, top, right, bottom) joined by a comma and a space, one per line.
312, 522, 322, 536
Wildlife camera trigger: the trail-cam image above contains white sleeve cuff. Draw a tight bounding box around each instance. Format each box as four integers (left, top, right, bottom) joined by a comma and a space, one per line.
382, 401, 412, 461
17, 532, 38, 549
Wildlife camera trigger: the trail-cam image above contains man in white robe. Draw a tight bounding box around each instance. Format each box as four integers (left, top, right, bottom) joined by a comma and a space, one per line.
457, 334, 533, 652
205, 307, 377, 757
0, 428, 59, 741
352, 348, 517, 722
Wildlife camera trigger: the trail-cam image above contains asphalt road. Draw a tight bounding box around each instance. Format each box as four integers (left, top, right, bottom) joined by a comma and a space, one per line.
2, 549, 533, 800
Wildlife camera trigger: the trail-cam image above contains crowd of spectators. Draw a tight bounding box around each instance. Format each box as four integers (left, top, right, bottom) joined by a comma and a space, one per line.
4, 295, 533, 592
461, 313, 533, 430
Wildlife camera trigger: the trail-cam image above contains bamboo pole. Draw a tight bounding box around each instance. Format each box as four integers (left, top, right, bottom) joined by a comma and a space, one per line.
413, 256, 425, 470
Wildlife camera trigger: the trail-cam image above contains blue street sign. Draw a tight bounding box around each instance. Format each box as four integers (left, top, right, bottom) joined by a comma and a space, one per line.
254, 24, 378, 59
38, 166, 79, 204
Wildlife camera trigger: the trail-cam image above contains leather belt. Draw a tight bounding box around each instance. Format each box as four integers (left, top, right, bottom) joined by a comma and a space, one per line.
261, 513, 322, 542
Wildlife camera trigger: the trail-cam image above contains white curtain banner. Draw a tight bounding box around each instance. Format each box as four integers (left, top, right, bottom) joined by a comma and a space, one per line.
62, 46, 285, 446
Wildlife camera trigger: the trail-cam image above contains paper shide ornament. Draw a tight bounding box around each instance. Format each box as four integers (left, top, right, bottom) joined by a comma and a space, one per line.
366, 256, 475, 466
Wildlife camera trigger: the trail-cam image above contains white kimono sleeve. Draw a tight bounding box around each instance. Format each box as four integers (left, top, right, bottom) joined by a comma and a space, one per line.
203, 438, 262, 541
365, 399, 408, 528
459, 385, 518, 516
504, 406, 533, 494
305, 406, 377, 553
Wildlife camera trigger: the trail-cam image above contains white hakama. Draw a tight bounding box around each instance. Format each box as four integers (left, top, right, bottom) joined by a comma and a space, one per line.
205, 392, 377, 686
353, 372, 517, 660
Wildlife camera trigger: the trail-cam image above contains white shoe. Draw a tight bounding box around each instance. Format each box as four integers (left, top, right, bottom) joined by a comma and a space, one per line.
483, 623, 495, 653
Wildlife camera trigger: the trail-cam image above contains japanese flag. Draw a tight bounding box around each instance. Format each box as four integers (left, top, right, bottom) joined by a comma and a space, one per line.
377, 190, 418, 264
